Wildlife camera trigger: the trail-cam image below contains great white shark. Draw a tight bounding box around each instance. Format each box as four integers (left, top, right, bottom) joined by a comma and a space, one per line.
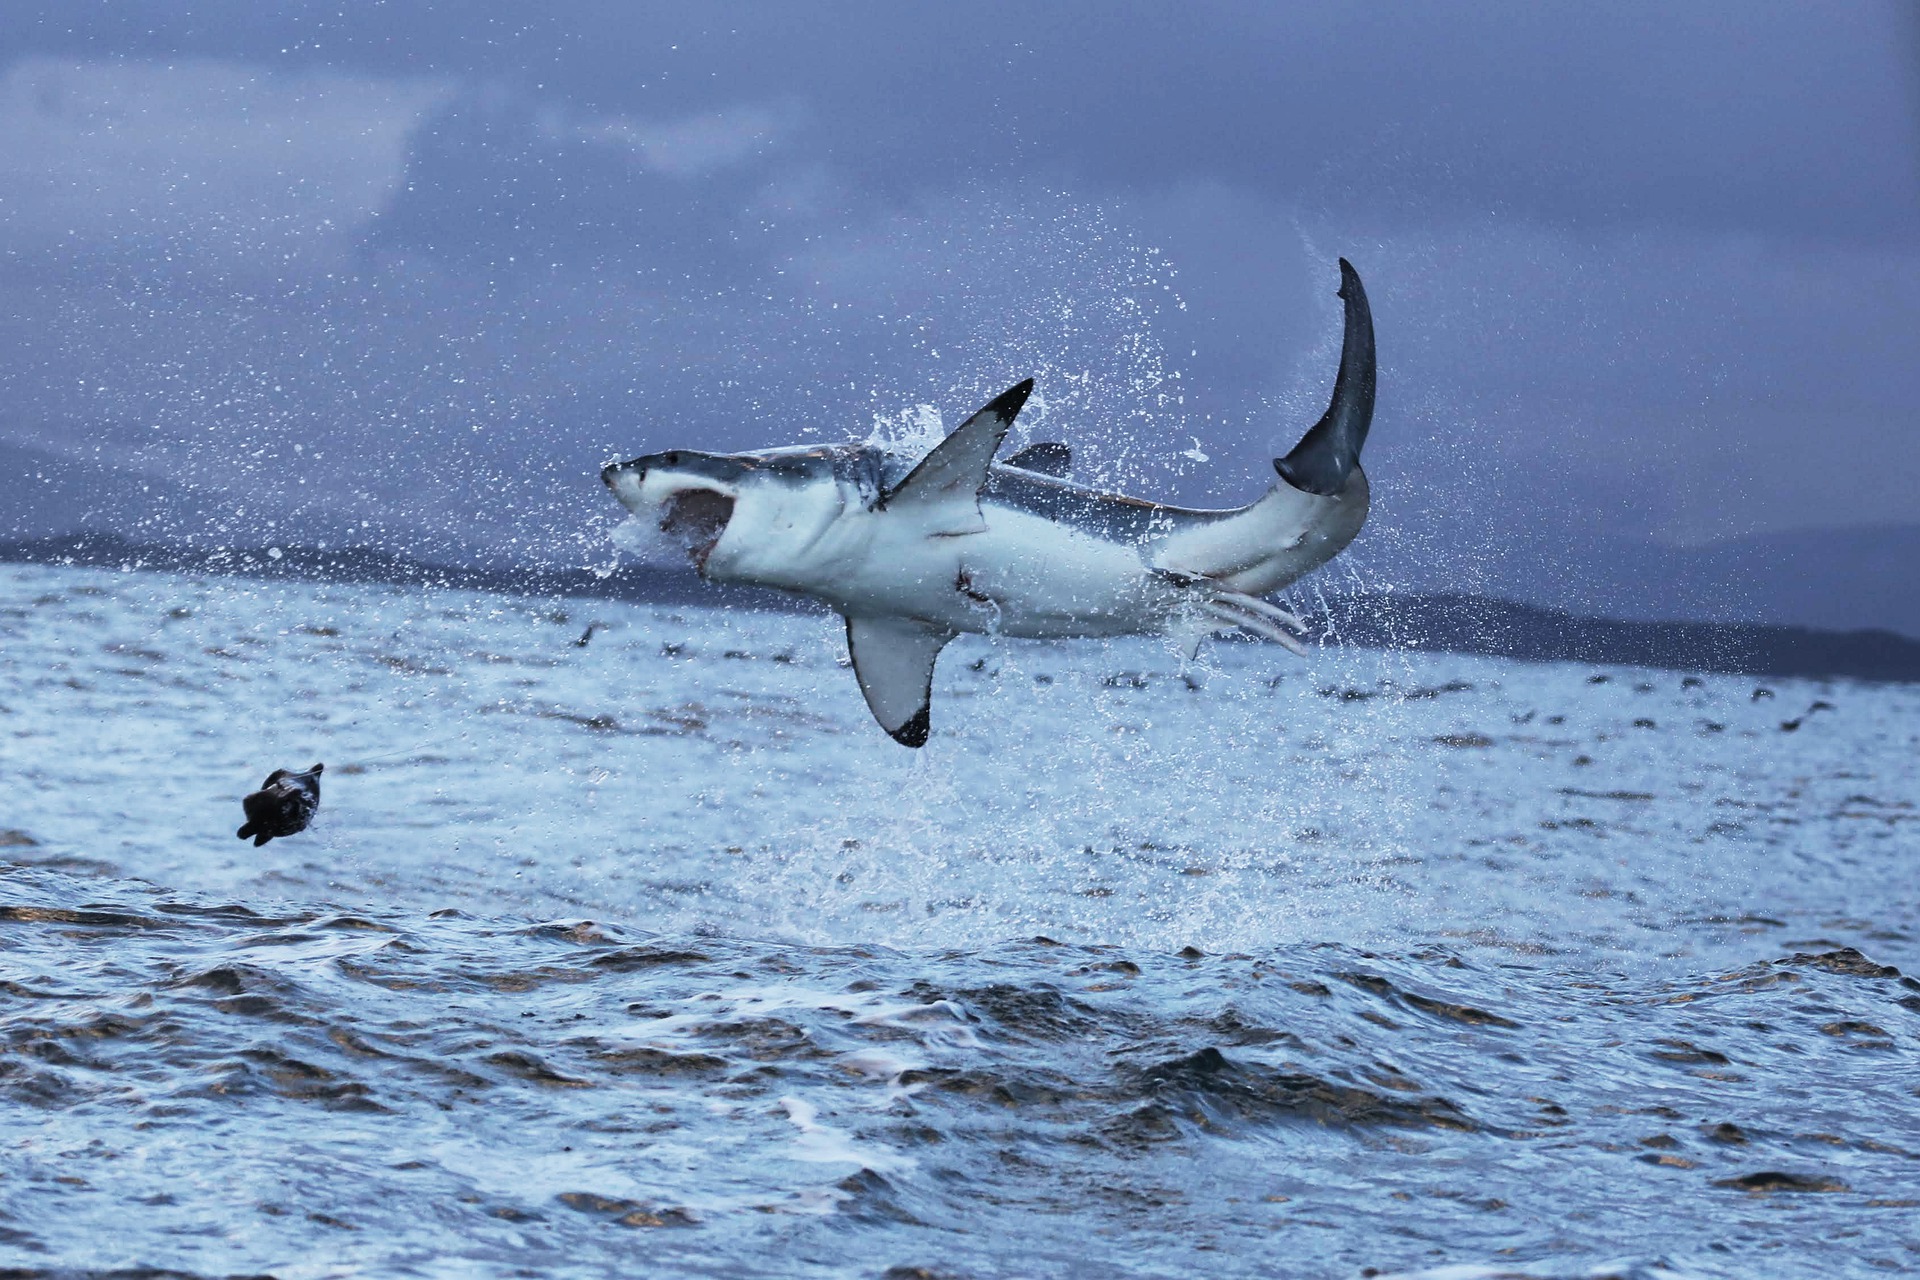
602, 257, 1376, 746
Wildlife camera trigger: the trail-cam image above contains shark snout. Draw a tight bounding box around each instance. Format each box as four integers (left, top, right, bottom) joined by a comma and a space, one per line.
603, 451, 754, 489
602, 451, 746, 574
603, 452, 732, 509
601, 457, 652, 510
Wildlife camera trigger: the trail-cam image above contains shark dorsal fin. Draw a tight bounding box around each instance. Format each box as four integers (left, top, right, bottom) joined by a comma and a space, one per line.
1006, 440, 1071, 478
845, 615, 955, 747
881, 379, 1033, 532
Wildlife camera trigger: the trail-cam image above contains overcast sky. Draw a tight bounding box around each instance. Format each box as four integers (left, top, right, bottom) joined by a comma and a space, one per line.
1, 3, 1915, 583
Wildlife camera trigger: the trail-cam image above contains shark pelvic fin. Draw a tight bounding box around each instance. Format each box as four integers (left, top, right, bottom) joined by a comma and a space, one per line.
1275, 258, 1376, 497
882, 379, 1033, 533
1005, 440, 1071, 478
1155, 569, 1310, 656
845, 616, 956, 747
1195, 592, 1310, 656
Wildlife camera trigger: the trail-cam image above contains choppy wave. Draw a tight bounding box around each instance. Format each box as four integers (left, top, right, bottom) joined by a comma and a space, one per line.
2, 563, 1917, 1277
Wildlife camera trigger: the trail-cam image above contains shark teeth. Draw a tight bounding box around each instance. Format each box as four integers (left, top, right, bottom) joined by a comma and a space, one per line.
659, 489, 735, 573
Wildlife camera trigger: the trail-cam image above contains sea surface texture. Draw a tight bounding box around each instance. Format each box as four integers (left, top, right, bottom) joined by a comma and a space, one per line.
2, 561, 1917, 1279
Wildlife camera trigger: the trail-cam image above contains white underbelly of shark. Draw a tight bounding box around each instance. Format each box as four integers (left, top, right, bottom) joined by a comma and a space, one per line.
760, 504, 1173, 640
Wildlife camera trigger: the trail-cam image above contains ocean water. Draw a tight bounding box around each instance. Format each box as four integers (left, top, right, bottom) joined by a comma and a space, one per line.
2, 560, 1917, 1278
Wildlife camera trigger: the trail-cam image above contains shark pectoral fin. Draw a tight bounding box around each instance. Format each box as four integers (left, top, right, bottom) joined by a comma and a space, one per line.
1005, 441, 1071, 477
845, 616, 956, 748
881, 379, 1034, 533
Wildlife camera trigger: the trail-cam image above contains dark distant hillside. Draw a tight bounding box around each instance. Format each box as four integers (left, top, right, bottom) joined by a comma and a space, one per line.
3, 532, 1916, 683
0, 440, 380, 554
0, 532, 812, 614
6, 441, 1914, 637
1313, 591, 1920, 685
1421, 523, 1920, 640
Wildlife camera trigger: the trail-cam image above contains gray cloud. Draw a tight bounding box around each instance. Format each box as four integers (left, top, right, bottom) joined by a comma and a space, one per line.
0, 56, 447, 263
0, 4, 1914, 630
18, 3, 1915, 240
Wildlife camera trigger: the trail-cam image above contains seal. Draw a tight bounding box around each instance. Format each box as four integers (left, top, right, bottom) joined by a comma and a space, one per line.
237, 763, 323, 846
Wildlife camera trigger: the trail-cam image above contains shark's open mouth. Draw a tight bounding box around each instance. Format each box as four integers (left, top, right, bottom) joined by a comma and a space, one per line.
659, 488, 735, 573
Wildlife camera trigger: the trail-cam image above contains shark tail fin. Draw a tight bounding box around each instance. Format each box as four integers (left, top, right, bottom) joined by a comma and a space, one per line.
1274, 258, 1375, 497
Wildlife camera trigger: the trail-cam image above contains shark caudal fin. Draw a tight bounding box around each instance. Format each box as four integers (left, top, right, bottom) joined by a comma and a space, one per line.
845, 616, 955, 747
1274, 259, 1375, 497
880, 379, 1033, 534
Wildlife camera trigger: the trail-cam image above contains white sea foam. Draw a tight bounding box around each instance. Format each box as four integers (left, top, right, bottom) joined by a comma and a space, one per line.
0, 560, 1910, 967
607, 512, 687, 568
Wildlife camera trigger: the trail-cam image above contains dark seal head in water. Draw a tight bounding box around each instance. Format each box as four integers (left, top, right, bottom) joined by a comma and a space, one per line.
237, 763, 323, 846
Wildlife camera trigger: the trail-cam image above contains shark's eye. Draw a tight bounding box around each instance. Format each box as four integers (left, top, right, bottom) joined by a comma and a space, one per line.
664, 452, 680, 466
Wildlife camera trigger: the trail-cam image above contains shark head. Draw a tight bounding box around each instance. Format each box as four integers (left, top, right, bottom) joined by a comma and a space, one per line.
601, 444, 886, 579
601, 450, 750, 573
